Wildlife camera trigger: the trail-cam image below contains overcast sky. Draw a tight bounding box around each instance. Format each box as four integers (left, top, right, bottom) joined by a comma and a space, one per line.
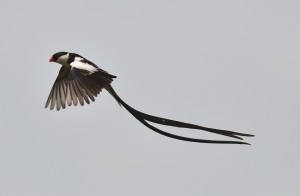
1, 0, 300, 195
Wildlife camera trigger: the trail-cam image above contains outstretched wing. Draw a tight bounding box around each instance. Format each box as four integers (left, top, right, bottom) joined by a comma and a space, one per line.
45, 66, 116, 111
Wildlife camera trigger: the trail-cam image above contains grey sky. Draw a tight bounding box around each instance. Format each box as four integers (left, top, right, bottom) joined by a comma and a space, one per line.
1, 0, 299, 195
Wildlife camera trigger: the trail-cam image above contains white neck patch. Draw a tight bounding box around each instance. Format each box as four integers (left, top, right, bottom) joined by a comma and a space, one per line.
57, 53, 69, 64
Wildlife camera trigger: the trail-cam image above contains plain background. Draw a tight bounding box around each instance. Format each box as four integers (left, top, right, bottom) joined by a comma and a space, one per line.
1, 0, 299, 195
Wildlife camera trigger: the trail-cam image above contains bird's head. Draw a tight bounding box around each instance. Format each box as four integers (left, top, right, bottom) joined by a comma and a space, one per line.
49, 52, 69, 64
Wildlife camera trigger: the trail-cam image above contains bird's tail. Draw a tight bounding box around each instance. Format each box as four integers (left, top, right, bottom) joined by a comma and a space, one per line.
105, 85, 254, 144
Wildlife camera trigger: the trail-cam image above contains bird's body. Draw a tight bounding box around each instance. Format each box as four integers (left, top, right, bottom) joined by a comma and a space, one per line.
46, 52, 117, 110
46, 52, 254, 144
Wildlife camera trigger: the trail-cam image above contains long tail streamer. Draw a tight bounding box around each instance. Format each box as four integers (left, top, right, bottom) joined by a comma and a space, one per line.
106, 85, 254, 145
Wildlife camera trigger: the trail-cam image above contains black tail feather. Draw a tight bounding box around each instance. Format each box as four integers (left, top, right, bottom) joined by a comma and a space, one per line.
105, 85, 254, 145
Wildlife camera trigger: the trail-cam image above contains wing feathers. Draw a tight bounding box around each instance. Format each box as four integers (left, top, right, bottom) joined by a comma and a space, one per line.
77, 77, 95, 101
45, 86, 53, 109
72, 80, 84, 106
60, 81, 66, 109
69, 81, 78, 106
45, 66, 116, 110
50, 84, 56, 110
74, 79, 90, 104
56, 81, 62, 111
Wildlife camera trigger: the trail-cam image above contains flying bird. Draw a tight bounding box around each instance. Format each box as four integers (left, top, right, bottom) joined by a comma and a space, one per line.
45, 52, 254, 144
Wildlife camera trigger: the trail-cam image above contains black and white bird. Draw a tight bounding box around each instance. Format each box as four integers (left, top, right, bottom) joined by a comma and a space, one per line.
46, 52, 254, 144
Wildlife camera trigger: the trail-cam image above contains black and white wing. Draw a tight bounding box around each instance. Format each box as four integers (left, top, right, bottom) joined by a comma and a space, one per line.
45, 66, 116, 111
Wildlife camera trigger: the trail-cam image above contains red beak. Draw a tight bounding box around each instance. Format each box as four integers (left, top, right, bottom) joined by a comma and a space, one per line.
49, 56, 54, 62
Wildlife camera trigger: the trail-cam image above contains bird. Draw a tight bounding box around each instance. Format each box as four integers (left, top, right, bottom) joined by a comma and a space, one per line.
45, 51, 254, 144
